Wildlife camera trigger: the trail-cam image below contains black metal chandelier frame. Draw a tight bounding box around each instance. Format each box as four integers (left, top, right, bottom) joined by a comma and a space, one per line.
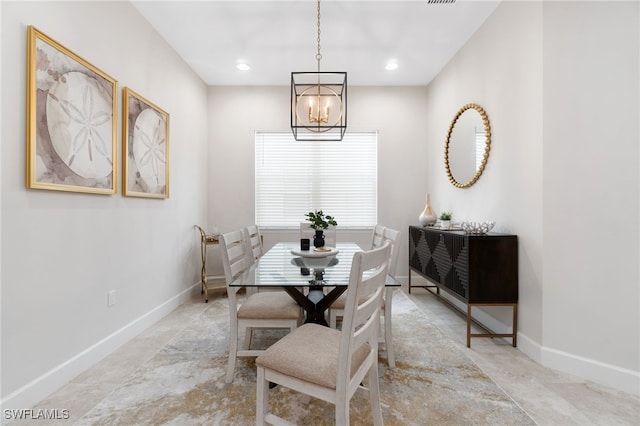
290, 0, 347, 141
291, 72, 347, 141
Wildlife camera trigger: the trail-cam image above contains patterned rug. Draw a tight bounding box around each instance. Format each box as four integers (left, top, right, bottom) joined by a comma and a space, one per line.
76, 291, 534, 425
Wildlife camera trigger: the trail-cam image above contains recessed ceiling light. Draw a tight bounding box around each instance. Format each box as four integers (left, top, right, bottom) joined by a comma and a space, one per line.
236, 63, 250, 71
385, 61, 398, 71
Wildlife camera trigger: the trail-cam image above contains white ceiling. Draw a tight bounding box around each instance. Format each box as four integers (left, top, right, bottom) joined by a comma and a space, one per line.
132, 0, 501, 86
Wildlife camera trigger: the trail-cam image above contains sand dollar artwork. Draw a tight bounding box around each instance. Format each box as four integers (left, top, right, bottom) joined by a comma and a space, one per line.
45, 71, 113, 179
132, 108, 167, 194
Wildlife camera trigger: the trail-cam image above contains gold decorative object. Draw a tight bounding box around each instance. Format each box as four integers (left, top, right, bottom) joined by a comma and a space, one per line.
444, 103, 492, 188
195, 225, 225, 303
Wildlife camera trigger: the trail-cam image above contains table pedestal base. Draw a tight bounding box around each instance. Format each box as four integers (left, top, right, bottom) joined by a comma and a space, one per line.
283, 286, 346, 327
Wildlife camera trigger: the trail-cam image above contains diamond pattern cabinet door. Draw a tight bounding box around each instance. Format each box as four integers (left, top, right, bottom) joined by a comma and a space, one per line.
408, 227, 424, 271
409, 226, 441, 282
433, 234, 468, 299
432, 240, 453, 285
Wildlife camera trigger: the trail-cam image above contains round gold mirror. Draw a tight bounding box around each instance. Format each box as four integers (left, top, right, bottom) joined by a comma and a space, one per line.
444, 103, 491, 188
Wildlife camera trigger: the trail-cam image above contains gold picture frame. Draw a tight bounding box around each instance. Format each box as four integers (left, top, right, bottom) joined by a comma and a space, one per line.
122, 87, 170, 198
26, 26, 117, 194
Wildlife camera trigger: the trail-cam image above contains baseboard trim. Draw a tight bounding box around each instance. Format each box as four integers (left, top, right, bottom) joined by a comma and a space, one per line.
1, 283, 200, 411
516, 331, 639, 396
541, 344, 640, 397
409, 283, 640, 397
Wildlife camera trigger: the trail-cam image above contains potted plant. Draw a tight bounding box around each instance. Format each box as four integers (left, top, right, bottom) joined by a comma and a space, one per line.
305, 210, 337, 248
439, 212, 452, 229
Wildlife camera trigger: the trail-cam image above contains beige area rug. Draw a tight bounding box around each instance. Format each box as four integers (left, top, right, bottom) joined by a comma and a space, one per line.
76, 291, 534, 425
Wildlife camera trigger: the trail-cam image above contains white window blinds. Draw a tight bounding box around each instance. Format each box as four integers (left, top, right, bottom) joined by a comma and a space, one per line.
255, 131, 378, 228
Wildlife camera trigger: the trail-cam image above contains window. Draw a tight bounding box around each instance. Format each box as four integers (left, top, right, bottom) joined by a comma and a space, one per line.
475, 128, 486, 170
255, 131, 377, 228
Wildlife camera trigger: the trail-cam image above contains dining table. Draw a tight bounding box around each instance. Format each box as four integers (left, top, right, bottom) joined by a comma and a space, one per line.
229, 242, 400, 326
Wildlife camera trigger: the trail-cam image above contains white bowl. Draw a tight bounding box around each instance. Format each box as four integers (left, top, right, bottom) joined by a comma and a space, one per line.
461, 220, 495, 234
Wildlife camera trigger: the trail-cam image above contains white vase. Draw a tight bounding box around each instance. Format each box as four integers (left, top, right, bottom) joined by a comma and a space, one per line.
418, 194, 437, 226
440, 220, 451, 229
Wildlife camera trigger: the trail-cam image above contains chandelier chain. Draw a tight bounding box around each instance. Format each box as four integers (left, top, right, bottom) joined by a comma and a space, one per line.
316, 0, 322, 73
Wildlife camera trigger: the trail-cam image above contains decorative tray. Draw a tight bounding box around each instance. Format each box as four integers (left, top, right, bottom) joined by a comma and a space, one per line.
427, 225, 463, 231
290, 247, 339, 258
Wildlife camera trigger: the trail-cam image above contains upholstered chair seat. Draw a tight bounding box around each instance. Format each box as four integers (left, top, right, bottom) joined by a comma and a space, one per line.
256, 323, 370, 389
238, 292, 301, 319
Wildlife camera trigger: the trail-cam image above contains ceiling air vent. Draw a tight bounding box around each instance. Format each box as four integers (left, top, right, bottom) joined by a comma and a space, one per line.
427, 0, 456, 4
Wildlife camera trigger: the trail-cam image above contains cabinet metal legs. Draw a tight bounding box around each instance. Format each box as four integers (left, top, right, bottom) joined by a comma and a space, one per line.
467, 303, 518, 348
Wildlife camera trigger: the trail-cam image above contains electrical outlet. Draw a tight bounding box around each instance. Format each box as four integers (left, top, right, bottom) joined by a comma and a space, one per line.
107, 290, 117, 307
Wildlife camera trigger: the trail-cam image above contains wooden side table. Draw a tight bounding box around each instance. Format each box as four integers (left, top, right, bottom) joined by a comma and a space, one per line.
195, 226, 225, 303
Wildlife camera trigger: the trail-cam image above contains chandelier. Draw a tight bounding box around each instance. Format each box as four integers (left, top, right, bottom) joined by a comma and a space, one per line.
291, 0, 347, 141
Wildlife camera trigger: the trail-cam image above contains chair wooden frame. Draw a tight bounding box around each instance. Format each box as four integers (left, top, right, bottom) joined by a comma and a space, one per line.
219, 230, 301, 383
244, 224, 264, 264
370, 224, 385, 250
255, 243, 391, 426
243, 225, 264, 297
329, 226, 401, 367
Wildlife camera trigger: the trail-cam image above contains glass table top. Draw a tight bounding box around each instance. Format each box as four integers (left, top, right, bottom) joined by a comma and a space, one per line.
229, 242, 399, 288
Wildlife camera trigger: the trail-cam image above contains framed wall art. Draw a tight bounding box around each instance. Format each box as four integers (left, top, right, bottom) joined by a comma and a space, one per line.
26, 26, 117, 194
122, 87, 170, 198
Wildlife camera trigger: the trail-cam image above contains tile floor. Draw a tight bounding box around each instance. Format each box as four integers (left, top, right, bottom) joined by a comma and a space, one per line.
407, 287, 640, 426
21, 287, 640, 426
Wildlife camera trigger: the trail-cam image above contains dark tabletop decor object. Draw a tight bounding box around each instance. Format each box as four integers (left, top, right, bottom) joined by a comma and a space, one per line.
305, 210, 337, 248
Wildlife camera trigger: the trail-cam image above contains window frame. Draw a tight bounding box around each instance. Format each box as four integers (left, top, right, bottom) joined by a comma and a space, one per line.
254, 131, 378, 230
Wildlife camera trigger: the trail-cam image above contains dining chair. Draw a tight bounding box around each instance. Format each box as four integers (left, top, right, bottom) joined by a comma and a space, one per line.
329, 226, 401, 367
255, 243, 391, 426
300, 222, 337, 247
219, 229, 302, 383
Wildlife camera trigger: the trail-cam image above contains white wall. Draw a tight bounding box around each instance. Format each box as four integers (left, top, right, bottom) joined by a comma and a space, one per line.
425, 0, 544, 347
425, 0, 639, 395
1, 1, 209, 409
541, 1, 639, 393
207, 85, 430, 269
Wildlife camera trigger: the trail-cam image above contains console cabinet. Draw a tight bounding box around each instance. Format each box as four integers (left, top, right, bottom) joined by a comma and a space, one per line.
408, 225, 518, 347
